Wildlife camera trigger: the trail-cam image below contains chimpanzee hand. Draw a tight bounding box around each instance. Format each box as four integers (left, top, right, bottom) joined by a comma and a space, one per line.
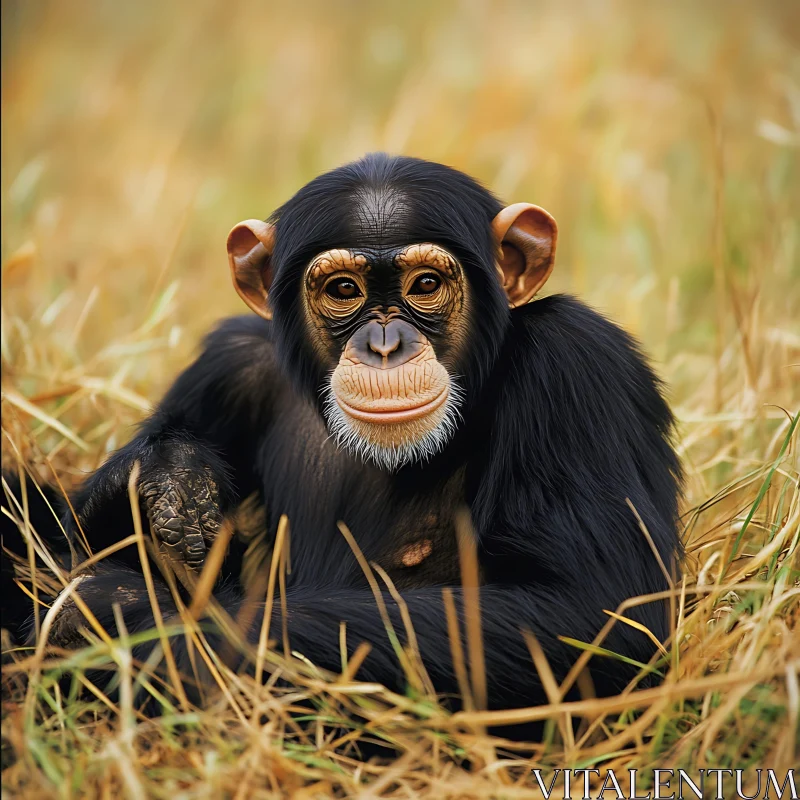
138, 455, 223, 572
69, 437, 231, 574
45, 564, 177, 651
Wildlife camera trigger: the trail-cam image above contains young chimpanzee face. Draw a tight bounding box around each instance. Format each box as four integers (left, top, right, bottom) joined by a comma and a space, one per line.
304, 240, 471, 470
225, 154, 557, 471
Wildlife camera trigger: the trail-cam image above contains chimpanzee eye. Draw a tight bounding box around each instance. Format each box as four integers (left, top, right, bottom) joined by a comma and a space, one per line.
408, 273, 441, 295
325, 278, 361, 300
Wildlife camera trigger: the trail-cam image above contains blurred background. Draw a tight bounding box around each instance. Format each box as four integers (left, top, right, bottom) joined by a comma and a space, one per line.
2, 0, 798, 494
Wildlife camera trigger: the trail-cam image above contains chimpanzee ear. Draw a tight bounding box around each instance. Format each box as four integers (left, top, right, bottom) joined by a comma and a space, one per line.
227, 219, 276, 319
491, 203, 558, 307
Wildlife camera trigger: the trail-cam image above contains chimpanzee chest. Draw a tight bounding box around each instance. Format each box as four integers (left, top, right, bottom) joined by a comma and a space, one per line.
370, 501, 465, 590
244, 402, 466, 590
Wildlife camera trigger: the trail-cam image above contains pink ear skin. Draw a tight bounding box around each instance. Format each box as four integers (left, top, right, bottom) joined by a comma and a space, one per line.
491, 203, 558, 307
226, 219, 276, 319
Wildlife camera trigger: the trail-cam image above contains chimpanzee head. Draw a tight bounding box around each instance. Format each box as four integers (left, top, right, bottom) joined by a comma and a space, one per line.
226, 154, 557, 470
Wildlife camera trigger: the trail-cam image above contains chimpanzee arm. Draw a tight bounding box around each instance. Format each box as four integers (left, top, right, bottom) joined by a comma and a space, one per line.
47, 566, 649, 710
68, 316, 278, 569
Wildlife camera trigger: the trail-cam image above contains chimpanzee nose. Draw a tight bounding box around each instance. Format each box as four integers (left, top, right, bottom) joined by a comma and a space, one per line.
348, 319, 425, 368
367, 323, 401, 358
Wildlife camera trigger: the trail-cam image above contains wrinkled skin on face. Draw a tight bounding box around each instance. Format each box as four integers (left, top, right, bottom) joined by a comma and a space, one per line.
303, 243, 469, 470
332, 339, 449, 420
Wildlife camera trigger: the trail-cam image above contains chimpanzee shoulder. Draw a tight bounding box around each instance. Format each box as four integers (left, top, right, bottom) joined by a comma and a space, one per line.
151, 315, 280, 420
202, 313, 276, 358
505, 294, 676, 442
469, 293, 681, 576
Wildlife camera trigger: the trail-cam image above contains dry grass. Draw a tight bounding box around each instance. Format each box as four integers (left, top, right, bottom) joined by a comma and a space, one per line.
2, 1, 799, 797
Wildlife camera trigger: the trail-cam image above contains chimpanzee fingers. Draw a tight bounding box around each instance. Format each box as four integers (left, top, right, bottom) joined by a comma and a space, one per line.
139, 466, 222, 572
47, 576, 102, 649
44, 567, 173, 649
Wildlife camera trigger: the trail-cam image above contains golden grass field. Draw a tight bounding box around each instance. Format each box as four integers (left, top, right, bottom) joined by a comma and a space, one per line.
1, 1, 799, 797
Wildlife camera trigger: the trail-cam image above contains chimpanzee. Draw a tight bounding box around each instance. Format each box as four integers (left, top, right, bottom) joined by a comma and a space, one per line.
4, 154, 681, 731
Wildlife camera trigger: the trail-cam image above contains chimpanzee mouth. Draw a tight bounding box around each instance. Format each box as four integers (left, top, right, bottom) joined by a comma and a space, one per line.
321, 379, 463, 471
334, 387, 449, 424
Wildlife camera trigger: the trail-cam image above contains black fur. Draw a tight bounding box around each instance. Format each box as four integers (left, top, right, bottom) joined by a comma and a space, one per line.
1, 479, 67, 637
3, 154, 681, 738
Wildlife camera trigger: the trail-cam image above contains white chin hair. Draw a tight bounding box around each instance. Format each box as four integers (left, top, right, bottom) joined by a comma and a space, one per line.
321, 380, 464, 472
